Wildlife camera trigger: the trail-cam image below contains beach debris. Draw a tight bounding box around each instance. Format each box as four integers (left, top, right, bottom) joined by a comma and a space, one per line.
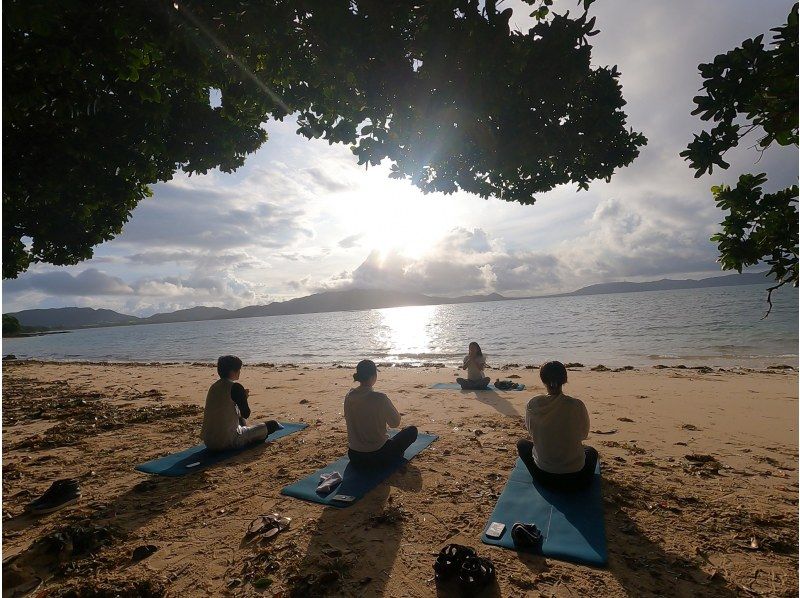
245, 513, 291, 543
681, 423, 700, 431
3, 523, 120, 595
592, 429, 618, 435
685, 454, 716, 463
252, 577, 273, 589
132, 544, 158, 562
39, 577, 167, 597
601, 440, 646, 455
684, 454, 722, 477
3, 354, 18, 360
613, 366, 635, 372
4, 376, 201, 451
299, 399, 309, 404
369, 503, 408, 526
591, 365, 610, 372
617, 417, 635, 422
564, 362, 584, 368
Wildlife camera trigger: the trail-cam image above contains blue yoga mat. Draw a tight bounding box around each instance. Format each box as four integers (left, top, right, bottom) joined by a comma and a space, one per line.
135, 422, 308, 477
481, 458, 607, 566
280, 432, 438, 508
430, 382, 526, 391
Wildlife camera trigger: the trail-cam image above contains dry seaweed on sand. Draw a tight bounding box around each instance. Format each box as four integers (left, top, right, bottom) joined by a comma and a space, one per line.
4, 376, 200, 450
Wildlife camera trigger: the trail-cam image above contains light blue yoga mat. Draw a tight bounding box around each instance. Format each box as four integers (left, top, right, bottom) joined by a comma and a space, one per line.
134, 422, 308, 477
280, 432, 438, 508
430, 382, 526, 391
481, 458, 607, 566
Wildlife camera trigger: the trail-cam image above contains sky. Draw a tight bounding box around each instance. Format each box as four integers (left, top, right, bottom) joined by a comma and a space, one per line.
4, 0, 798, 316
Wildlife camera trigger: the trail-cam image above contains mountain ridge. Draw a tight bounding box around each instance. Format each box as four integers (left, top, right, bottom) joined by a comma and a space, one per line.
6, 272, 769, 330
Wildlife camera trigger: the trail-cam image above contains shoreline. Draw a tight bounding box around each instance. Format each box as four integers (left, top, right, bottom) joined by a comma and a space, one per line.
1, 356, 797, 373
2, 360, 797, 596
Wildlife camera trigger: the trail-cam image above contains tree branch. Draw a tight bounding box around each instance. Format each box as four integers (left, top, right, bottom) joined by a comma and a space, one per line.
761, 278, 791, 319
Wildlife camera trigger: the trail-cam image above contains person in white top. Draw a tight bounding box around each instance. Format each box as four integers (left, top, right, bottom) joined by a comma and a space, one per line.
516, 360, 598, 490
345, 359, 418, 468
456, 341, 490, 390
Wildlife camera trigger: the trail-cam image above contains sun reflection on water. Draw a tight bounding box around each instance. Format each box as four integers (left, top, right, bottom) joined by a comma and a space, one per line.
375, 304, 440, 362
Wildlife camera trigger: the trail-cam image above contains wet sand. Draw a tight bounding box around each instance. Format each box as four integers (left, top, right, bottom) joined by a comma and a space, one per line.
2, 361, 798, 597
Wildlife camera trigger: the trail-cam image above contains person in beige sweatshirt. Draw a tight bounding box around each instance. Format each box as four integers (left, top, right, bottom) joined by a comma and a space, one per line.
516, 361, 598, 490
345, 359, 418, 468
201, 355, 280, 451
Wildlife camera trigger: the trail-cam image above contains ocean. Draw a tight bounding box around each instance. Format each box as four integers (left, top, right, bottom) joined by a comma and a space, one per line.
3, 285, 797, 368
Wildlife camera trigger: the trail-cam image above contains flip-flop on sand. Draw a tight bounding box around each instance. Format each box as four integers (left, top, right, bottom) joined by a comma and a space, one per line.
244, 514, 291, 545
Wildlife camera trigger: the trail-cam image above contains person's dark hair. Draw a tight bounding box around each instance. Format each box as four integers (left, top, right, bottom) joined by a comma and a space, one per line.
353, 359, 378, 383
469, 341, 483, 357
540, 360, 568, 393
217, 355, 243, 379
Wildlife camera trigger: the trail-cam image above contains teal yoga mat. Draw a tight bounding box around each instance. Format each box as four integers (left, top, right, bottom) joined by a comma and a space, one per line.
430, 382, 526, 391
134, 422, 308, 477
481, 458, 607, 566
280, 432, 438, 507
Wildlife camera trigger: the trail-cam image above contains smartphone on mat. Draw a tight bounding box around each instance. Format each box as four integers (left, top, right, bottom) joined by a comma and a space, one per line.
485, 522, 506, 539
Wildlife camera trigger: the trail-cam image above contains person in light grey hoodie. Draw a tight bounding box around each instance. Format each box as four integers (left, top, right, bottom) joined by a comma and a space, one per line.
201, 355, 280, 451
516, 360, 598, 490
345, 359, 418, 468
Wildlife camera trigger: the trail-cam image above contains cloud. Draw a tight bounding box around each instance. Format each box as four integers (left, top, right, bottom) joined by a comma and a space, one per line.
117, 186, 311, 251
302, 166, 355, 193
337, 233, 364, 248
316, 228, 565, 296
4, 269, 133, 296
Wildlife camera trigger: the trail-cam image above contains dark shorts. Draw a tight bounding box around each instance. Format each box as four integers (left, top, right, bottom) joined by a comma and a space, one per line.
348, 426, 418, 469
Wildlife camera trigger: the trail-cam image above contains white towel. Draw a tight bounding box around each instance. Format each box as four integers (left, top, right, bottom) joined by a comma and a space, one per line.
316, 471, 342, 495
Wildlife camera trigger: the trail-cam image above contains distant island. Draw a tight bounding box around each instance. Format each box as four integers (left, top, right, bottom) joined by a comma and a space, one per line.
5, 271, 770, 332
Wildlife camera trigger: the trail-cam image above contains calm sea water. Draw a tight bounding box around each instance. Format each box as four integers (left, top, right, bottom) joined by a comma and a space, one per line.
3, 285, 797, 367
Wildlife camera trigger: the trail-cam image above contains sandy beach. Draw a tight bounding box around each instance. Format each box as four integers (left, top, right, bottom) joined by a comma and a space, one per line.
2, 360, 797, 597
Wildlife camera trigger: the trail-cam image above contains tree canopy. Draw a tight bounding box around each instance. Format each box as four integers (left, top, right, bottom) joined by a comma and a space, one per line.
2, 314, 21, 336
681, 3, 798, 313
3, 0, 645, 279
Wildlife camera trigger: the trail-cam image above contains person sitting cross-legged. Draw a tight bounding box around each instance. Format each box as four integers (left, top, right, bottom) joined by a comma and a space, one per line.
516, 360, 598, 491
456, 341, 491, 390
345, 359, 418, 468
201, 355, 280, 451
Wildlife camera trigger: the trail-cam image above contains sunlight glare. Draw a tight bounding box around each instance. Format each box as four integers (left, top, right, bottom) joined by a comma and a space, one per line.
376, 304, 438, 362
349, 179, 458, 259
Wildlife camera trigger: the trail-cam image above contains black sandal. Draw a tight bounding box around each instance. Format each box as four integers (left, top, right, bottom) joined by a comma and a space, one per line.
511, 522, 543, 552
433, 544, 476, 582
458, 555, 496, 593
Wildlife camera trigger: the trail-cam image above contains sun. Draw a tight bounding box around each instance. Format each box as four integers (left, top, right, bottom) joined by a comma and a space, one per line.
351, 181, 459, 259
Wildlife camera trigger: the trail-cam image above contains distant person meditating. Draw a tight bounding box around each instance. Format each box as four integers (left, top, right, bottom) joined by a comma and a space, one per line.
516, 361, 598, 490
201, 355, 280, 451
345, 359, 418, 468
457, 341, 490, 390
